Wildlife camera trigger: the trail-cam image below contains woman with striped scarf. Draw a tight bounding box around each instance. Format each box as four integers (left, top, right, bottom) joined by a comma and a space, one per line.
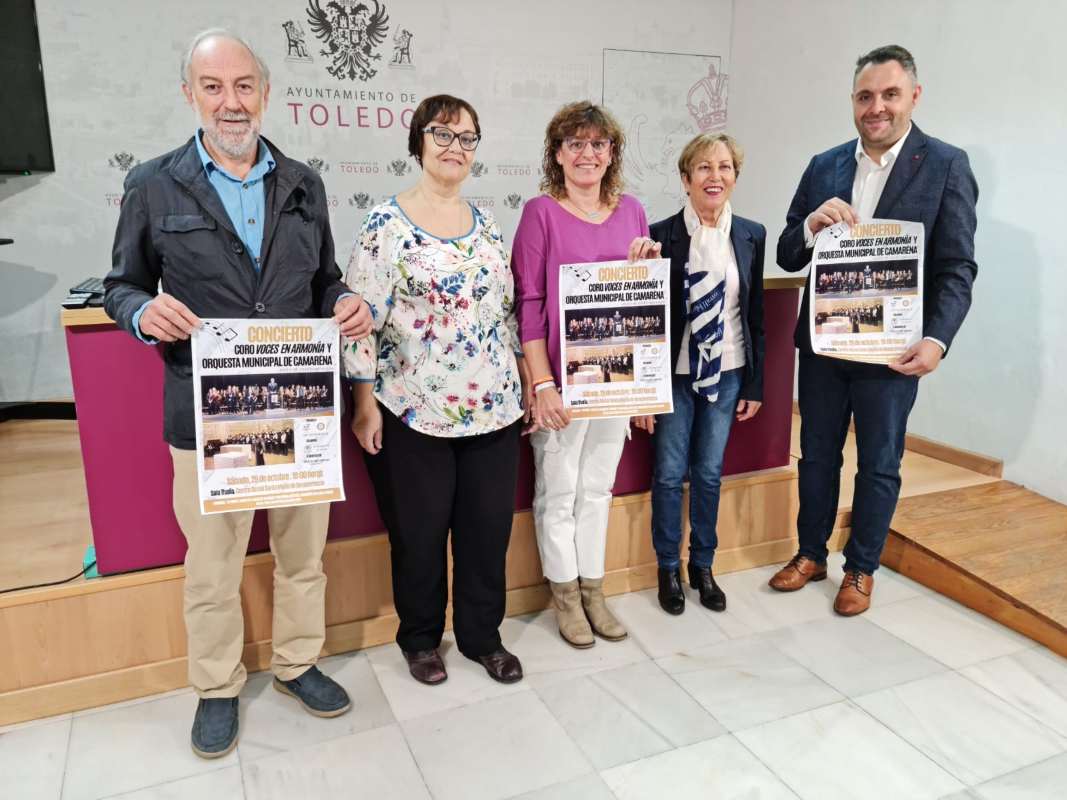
634, 132, 767, 616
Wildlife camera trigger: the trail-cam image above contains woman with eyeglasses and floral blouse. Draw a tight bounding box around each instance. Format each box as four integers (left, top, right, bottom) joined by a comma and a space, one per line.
511, 101, 659, 649
343, 95, 531, 686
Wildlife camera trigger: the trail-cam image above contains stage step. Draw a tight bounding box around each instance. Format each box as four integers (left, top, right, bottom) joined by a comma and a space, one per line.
883, 481, 1067, 659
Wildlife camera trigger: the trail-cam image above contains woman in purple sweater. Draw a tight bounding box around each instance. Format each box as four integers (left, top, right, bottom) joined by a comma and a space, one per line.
511, 101, 659, 649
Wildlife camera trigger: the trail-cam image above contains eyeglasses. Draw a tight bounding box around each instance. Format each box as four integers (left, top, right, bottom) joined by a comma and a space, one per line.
423, 126, 481, 151
561, 137, 612, 155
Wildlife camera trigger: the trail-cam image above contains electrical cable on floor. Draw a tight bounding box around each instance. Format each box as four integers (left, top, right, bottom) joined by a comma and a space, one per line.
0, 561, 97, 595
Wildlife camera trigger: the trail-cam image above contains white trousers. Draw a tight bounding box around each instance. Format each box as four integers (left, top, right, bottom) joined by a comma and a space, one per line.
530, 417, 629, 582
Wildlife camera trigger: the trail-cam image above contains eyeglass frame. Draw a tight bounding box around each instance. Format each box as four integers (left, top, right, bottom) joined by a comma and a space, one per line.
560, 137, 613, 155
422, 126, 482, 151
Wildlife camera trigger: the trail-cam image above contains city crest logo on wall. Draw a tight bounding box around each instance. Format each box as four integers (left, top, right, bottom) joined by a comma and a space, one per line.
470, 161, 486, 178
348, 192, 372, 209
306, 0, 390, 81
385, 158, 411, 177
306, 157, 330, 175
108, 152, 140, 172
686, 63, 729, 132
282, 20, 313, 62
503, 193, 524, 210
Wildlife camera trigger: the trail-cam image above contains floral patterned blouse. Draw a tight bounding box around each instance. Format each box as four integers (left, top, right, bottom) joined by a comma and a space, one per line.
342, 199, 524, 437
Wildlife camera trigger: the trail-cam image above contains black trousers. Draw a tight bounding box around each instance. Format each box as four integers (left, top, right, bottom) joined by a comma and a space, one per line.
364, 407, 520, 657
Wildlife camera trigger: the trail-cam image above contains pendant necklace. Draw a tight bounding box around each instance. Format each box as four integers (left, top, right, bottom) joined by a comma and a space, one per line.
568, 197, 602, 219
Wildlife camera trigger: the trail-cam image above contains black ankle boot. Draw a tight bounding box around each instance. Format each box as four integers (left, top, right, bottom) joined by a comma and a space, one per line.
687, 562, 726, 612
657, 567, 685, 615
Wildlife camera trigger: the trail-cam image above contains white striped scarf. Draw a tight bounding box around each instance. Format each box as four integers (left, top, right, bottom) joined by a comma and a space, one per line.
683, 199, 732, 402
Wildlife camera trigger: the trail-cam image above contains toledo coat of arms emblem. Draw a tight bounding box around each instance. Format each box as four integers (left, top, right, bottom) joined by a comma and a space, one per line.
306, 0, 390, 82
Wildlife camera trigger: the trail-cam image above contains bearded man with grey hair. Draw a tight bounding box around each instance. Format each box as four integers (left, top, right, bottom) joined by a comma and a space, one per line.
105, 29, 372, 758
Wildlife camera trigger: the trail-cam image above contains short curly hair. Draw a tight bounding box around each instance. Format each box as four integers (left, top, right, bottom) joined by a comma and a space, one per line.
539, 101, 626, 205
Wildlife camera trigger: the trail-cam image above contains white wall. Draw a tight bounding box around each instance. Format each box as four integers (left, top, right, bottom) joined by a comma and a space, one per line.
727, 0, 1067, 503
0, 0, 732, 402
3, 0, 1063, 503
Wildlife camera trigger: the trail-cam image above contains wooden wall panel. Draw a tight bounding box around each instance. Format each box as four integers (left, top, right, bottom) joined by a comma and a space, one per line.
321, 536, 396, 625
503, 512, 544, 589
0, 579, 186, 692
1, 468, 804, 724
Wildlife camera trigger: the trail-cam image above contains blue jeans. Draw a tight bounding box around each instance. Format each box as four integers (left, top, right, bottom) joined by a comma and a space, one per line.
796, 353, 918, 575
651, 369, 743, 570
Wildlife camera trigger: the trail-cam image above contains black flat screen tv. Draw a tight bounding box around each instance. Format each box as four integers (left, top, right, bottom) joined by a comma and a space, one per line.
0, 0, 55, 174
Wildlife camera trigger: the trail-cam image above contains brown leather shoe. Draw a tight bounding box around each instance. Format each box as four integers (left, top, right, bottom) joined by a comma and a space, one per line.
403, 649, 447, 685
834, 570, 874, 616
768, 555, 828, 592
468, 647, 523, 684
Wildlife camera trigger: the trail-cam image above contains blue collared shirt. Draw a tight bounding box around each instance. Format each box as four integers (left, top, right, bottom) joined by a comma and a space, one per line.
132, 132, 276, 342
194, 130, 275, 265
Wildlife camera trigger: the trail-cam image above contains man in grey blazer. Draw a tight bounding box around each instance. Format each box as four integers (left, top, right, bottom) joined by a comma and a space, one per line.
105, 28, 371, 759
770, 45, 978, 615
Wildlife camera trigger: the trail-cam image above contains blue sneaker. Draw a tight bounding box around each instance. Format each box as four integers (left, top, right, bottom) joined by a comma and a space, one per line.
191, 697, 239, 759
273, 665, 352, 717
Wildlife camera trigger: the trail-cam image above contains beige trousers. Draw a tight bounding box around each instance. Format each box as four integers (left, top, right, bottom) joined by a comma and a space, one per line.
170, 447, 330, 698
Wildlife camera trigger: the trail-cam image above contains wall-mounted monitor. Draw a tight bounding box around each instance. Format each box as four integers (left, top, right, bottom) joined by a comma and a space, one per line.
0, 0, 55, 174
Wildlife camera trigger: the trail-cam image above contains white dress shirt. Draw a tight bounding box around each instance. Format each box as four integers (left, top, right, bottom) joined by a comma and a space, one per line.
852, 124, 911, 221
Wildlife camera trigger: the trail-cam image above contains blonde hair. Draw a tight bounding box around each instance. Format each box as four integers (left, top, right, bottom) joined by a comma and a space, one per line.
539, 101, 626, 205
677, 132, 744, 179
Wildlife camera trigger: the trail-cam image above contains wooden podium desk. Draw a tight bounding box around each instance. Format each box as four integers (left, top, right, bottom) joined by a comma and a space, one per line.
61, 277, 804, 576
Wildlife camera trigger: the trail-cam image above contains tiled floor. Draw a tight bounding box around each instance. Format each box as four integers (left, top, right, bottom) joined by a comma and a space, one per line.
6, 554, 1067, 800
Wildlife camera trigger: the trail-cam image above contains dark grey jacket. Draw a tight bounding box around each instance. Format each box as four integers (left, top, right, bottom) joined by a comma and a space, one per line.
777, 123, 978, 354
649, 211, 767, 402
104, 135, 349, 448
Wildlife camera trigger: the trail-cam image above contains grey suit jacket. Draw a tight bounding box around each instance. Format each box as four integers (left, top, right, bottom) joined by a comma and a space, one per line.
104, 136, 348, 448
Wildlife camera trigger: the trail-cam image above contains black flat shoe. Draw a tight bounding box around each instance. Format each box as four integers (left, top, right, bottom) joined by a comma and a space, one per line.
657, 567, 685, 615
688, 562, 727, 612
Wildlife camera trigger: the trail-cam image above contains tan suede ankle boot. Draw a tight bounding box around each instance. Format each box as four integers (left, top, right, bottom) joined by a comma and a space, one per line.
550, 579, 594, 649
579, 577, 628, 641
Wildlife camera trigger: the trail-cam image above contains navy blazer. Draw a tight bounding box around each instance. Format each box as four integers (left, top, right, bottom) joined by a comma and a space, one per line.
649, 211, 766, 401
777, 123, 978, 354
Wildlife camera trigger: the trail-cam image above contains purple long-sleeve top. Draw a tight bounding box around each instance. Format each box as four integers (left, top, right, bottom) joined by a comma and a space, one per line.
511, 194, 649, 383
